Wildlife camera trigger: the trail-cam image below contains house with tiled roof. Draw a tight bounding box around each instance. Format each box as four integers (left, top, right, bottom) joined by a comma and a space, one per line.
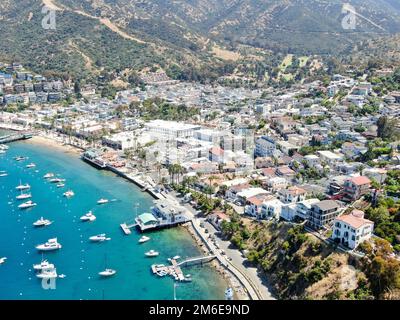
343, 176, 371, 202
332, 210, 374, 249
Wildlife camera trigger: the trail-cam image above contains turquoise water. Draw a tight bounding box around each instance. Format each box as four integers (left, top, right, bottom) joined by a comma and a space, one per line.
0, 139, 227, 300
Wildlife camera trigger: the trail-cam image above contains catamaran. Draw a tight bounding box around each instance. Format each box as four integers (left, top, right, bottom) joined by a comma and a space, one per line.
63, 190, 75, 198
97, 198, 109, 205
145, 250, 159, 257
0, 257, 7, 265
33, 217, 53, 227
35, 238, 62, 251
26, 163, 36, 169
80, 211, 96, 222
139, 236, 151, 243
15, 181, 30, 191
16, 191, 32, 200
98, 255, 116, 277
18, 200, 37, 209
43, 173, 55, 179
89, 234, 111, 242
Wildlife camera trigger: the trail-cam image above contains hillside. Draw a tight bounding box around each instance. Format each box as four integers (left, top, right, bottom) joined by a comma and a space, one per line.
1, 0, 400, 81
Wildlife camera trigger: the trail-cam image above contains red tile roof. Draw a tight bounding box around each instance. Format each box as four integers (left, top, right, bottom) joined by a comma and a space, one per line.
336, 214, 373, 229
349, 176, 371, 186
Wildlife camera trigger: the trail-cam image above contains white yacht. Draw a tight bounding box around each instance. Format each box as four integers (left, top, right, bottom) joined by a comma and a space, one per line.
43, 173, 55, 179
36, 268, 58, 279
26, 163, 36, 169
80, 211, 96, 222
33, 217, 53, 227
145, 250, 159, 257
97, 198, 109, 205
49, 178, 66, 183
0, 171, 7, 177
18, 200, 37, 209
35, 238, 62, 251
0, 257, 7, 265
99, 269, 117, 277
89, 234, 110, 242
63, 190, 75, 198
139, 236, 151, 243
15, 182, 30, 191
16, 192, 32, 200
33, 260, 55, 271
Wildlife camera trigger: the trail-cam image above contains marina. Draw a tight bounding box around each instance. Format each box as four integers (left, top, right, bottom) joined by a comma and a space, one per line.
0, 138, 229, 300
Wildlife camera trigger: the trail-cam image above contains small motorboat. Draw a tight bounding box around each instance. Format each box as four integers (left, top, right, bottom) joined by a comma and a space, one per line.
172, 255, 181, 260
33, 217, 53, 227
80, 211, 96, 222
89, 234, 110, 242
145, 250, 159, 257
56, 183, 65, 188
97, 198, 109, 205
18, 200, 37, 209
0, 171, 7, 177
26, 163, 36, 169
16, 192, 32, 200
43, 173, 55, 179
49, 178, 66, 183
0, 257, 7, 265
35, 238, 62, 251
99, 269, 117, 277
63, 190, 75, 198
58, 274, 66, 279
15, 183, 30, 191
33, 260, 55, 271
14, 156, 28, 162
139, 236, 150, 243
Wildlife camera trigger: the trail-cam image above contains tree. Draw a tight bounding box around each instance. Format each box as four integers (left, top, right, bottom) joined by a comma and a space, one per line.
377, 116, 399, 141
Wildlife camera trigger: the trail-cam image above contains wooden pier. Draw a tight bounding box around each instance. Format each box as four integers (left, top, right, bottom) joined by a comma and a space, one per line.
0, 132, 33, 144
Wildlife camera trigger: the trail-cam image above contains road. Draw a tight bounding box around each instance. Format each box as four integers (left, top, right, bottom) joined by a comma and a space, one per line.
170, 192, 276, 300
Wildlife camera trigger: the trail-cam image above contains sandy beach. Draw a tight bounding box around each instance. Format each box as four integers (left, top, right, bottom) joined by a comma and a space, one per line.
29, 135, 83, 155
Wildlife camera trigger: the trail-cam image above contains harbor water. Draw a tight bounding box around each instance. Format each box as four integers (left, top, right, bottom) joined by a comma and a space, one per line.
0, 137, 228, 299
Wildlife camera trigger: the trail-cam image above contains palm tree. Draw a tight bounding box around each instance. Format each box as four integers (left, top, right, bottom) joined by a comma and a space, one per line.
357, 164, 365, 176
207, 175, 218, 199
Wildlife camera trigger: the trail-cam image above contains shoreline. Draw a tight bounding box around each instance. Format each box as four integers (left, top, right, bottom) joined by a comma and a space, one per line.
182, 223, 250, 300
22, 133, 236, 299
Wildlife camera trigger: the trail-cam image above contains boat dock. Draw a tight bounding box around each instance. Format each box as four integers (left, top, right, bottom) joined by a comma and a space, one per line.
120, 223, 137, 235
151, 255, 216, 282
0, 132, 33, 144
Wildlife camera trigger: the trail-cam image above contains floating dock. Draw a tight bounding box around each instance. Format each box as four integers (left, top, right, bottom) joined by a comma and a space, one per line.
120, 223, 136, 235
0, 133, 33, 144
151, 255, 216, 282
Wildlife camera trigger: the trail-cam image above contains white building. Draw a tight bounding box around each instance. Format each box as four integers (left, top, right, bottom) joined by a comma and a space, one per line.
260, 198, 284, 220
145, 120, 201, 139
280, 198, 320, 221
102, 131, 137, 150
332, 210, 374, 249
266, 177, 288, 191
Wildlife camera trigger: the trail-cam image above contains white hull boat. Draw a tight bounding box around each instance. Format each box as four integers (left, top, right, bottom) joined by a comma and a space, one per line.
139, 236, 150, 243
18, 200, 37, 209
33, 217, 53, 227
97, 199, 109, 205
63, 190, 75, 198
16, 193, 32, 200
99, 269, 117, 277
36, 238, 62, 251
145, 250, 160, 257
36, 269, 58, 279
89, 234, 110, 242
80, 211, 96, 222
43, 173, 55, 179
26, 163, 36, 168
0, 257, 7, 265
33, 260, 55, 271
